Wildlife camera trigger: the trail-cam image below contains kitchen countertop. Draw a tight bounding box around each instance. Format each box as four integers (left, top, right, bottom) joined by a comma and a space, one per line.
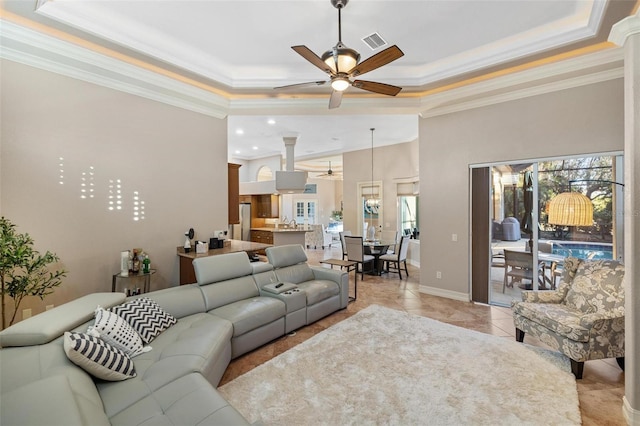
251, 227, 310, 233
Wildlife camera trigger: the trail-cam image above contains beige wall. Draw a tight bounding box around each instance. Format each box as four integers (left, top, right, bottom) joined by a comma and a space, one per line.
419, 78, 625, 299
343, 140, 419, 236
0, 61, 229, 324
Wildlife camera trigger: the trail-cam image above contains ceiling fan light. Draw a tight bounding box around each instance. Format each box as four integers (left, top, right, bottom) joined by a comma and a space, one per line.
331, 77, 350, 91
322, 46, 359, 73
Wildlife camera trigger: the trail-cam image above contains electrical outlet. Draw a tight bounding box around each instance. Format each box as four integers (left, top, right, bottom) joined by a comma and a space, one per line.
22, 308, 32, 319
46, 304, 54, 311
452, 234, 458, 242
436, 271, 442, 279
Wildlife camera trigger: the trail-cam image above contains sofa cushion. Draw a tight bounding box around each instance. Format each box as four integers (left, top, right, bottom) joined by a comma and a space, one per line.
111, 297, 177, 344
193, 251, 253, 285
88, 307, 146, 357
273, 263, 316, 285
199, 275, 261, 311
297, 280, 340, 305
209, 297, 286, 337
64, 332, 137, 381
266, 244, 308, 268
1, 339, 110, 426
563, 259, 625, 314
1, 375, 110, 426
97, 313, 234, 417
0, 292, 126, 347
107, 373, 249, 426
512, 302, 590, 342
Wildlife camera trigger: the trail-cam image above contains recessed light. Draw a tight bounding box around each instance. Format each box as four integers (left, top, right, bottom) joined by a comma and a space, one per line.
236, 129, 244, 135
235, 150, 241, 154
267, 119, 276, 125
252, 146, 258, 150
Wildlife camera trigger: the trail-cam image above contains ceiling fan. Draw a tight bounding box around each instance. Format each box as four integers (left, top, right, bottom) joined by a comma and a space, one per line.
275, 0, 404, 109
318, 161, 342, 178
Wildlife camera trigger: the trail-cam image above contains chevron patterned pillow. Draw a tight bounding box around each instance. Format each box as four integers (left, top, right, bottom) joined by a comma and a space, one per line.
64, 332, 136, 381
111, 297, 177, 344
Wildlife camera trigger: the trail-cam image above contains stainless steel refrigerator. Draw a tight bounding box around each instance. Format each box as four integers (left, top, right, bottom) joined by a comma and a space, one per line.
235, 203, 251, 241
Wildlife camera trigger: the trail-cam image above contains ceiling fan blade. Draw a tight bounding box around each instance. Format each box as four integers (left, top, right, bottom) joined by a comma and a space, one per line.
329, 89, 343, 109
353, 80, 402, 96
349, 45, 404, 77
292, 45, 333, 74
274, 80, 327, 90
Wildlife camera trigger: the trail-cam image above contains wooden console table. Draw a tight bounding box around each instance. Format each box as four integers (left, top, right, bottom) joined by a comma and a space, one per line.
177, 239, 272, 285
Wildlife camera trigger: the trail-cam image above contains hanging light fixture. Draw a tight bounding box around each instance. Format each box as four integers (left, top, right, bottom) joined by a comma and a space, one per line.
365, 128, 380, 208
547, 192, 593, 226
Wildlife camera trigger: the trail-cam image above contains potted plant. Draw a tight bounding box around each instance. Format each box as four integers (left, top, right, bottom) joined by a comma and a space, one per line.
0, 217, 67, 329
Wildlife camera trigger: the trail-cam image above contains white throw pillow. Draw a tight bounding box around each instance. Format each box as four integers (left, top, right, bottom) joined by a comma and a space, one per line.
63, 332, 136, 381
87, 306, 147, 357
111, 297, 177, 344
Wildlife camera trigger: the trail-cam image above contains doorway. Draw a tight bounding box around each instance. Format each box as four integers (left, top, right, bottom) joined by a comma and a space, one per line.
294, 199, 317, 225
472, 153, 623, 307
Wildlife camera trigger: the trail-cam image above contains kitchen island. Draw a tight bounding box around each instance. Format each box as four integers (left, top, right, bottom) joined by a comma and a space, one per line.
177, 239, 271, 285
250, 227, 310, 247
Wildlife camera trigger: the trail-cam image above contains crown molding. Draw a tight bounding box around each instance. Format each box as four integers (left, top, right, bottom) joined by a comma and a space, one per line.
608, 10, 640, 46
419, 47, 624, 117
420, 67, 623, 118
0, 19, 230, 118
0, 16, 625, 119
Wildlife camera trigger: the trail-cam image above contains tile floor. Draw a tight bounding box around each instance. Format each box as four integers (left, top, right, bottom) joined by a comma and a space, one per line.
220, 245, 626, 426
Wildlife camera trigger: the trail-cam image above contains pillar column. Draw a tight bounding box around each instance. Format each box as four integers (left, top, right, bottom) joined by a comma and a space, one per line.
609, 10, 640, 426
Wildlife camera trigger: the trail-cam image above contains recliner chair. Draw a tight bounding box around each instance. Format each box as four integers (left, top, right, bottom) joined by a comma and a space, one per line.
265, 244, 349, 324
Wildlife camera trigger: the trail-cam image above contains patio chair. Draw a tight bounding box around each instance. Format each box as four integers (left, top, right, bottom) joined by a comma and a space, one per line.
502, 249, 544, 292
512, 257, 625, 379
379, 235, 410, 279
344, 235, 374, 280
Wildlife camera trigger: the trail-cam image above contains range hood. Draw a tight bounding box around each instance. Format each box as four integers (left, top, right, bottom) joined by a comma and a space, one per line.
275, 136, 308, 193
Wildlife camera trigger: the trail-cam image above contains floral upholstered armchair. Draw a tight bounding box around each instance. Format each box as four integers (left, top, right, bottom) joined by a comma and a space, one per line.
305, 224, 334, 249
512, 257, 625, 379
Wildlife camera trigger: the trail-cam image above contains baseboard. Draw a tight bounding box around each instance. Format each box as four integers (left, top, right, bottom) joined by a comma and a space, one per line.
624, 396, 640, 425
418, 285, 470, 302
408, 259, 420, 267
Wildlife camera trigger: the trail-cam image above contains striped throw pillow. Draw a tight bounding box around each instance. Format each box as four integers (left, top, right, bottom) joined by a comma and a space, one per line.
111, 298, 177, 344
63, 332, 136, 381
88, 307, 146, 357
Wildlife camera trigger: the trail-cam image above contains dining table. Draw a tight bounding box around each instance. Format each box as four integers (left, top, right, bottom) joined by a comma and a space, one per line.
363, 239, 396, 275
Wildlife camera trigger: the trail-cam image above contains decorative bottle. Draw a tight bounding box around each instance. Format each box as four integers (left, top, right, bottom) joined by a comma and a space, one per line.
142, 255, 150, 274
132, 250, 140, 273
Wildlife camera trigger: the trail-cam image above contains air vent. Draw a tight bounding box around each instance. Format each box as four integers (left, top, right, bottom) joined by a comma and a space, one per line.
362, 32, 388, 50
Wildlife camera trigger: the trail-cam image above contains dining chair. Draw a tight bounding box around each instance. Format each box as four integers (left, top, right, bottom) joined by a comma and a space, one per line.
344, 235, 374, 280
379, 235, 410, 279
381, 230, 400, 254
339, 230, 352, 260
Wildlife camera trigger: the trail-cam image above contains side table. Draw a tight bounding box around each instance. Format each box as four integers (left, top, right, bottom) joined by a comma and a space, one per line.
319, 258, 358, 302
112, 270, 156, 294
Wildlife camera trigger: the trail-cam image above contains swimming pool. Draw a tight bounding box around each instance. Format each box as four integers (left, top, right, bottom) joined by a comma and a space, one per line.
551, 242, 613, 260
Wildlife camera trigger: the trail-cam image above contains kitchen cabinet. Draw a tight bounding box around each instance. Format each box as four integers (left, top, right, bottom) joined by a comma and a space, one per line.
228, 163, 241, 224
253, 194, 279, 218
250, 230, 273, 244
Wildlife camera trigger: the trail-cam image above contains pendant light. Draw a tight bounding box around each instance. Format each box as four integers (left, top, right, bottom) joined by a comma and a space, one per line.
365, 128, 380, 208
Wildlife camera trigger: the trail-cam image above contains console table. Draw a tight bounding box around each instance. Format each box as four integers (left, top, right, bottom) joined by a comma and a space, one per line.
177, 239, 272, 285
112, 269, 156, 294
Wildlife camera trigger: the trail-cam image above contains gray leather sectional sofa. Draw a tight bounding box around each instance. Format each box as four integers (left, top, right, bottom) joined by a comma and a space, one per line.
0, 244, 348, 425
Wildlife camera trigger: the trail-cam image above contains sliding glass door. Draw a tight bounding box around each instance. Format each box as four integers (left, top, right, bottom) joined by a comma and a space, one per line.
479, 154, 623, 307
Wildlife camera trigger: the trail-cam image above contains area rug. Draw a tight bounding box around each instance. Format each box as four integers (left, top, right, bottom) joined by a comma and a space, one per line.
218, 305, 580, 425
